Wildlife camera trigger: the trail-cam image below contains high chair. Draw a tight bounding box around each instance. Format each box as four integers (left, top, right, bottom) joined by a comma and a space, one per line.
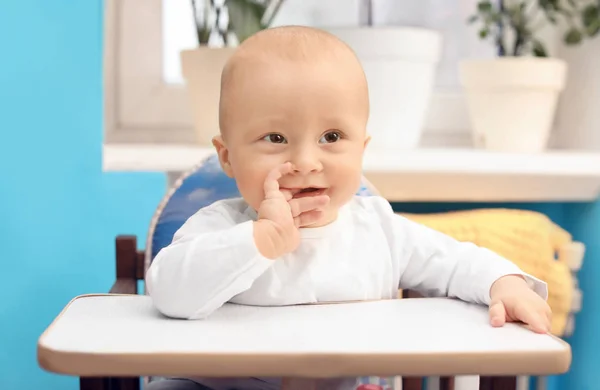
37, 154, 571, 390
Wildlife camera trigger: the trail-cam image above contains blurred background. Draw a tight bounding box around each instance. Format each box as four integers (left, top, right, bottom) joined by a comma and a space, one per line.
2, 0, 600, 389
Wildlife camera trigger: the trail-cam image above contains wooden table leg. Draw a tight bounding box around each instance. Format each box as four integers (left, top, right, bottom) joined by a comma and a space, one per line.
440, 376, 455, 390
79, 377, 139, 390
112, 377, 140, 390
80, 377, 108, 390
479, 376, 517, 390
402, 377, 422, 390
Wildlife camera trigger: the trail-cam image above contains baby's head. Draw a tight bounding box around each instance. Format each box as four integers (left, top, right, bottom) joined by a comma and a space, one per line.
213, 25, 370, 226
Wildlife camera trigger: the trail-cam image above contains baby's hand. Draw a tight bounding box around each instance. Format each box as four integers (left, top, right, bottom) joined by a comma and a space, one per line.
488, 275, 552, 334
253, 163, 329, 259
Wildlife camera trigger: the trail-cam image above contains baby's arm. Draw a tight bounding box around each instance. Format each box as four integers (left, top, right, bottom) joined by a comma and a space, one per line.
390, 213, 547, 306
390, 210, 552, 333
145, 206, 274, 320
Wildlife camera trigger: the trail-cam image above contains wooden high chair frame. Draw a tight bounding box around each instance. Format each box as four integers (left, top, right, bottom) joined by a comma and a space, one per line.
73, 235, 523, 390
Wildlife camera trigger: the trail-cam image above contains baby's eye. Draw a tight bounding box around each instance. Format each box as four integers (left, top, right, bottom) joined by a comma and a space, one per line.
319, 131, 341, 144
263, 133, 287, 144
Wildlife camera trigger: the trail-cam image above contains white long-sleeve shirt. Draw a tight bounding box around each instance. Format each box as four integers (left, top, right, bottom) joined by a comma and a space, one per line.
145, 195, 547, 390
146, 195, 546, 319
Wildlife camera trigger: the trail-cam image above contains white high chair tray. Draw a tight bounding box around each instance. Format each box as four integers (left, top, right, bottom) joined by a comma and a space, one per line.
37, 294, 570, 378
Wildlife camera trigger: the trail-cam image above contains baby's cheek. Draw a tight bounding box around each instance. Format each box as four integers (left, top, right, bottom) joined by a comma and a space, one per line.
234, 175, 264, 207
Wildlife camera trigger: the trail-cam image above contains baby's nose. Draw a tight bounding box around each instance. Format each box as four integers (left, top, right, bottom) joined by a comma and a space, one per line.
291, 152, 323, 174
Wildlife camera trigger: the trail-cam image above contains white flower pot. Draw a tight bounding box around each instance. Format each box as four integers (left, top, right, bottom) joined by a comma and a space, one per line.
459, 58, 567, 153
181, 47, 236, 146
327, 27, 442, 150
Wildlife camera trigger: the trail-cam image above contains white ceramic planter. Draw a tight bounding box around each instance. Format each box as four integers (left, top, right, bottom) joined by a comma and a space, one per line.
460, 58, 567, 153
328, 27, 442, 150
181, 47, 236, 146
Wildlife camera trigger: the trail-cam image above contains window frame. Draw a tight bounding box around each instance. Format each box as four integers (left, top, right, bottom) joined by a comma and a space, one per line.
104, 0, 473, 147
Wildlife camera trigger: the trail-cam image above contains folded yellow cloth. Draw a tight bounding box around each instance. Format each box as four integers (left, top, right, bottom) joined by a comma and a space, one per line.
400, 208, 575, 336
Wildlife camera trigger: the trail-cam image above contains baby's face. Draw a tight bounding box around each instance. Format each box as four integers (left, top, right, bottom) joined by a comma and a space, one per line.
215, 58, 369, 227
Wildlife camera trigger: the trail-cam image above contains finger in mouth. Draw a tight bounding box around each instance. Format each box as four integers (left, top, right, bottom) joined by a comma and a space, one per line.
292, 188, 326, 199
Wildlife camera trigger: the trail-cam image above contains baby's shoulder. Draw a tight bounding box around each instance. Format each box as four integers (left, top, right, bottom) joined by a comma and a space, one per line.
346, 196, 417, 246
344, 195, 397, 227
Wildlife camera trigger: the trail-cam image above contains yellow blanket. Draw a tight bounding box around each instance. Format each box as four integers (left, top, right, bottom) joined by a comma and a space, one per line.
401, 208, 575, 336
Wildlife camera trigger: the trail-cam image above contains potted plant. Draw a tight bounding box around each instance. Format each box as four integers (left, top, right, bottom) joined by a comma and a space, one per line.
460, 0, 600, 153
327, 0, 443, 151
181, 0, 284, 146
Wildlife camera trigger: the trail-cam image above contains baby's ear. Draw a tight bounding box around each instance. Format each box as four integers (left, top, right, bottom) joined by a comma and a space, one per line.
212, 135, 234, 178
363, 135, 371, 149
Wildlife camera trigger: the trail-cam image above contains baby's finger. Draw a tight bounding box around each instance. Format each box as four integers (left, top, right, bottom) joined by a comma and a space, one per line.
537, 301, 552, 332
523, 315, 550, 334
263, 163, 293, 199
280, 188, 293, 201
514, 302, 549, 333
544, 303, 552, 322
489, 301, 506, 327
294, 210, 324, 227
289, 195, 330, 217
541, 309, 552, 333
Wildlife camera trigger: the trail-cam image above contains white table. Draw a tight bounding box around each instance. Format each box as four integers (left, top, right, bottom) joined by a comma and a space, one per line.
37, 294, 571, 389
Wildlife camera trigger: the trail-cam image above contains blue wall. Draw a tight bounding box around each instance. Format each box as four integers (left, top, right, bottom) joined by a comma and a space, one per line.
0, 1, 165, 388
562, 202, 600, 390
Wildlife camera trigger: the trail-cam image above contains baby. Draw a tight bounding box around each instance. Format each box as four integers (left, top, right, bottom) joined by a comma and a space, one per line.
145, 25, 551, 390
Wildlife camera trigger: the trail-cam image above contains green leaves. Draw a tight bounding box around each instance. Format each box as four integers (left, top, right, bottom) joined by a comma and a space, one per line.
582, 4, 600, 37
467, 0, 600, 56
192, 0, 283, 46
478, 1, 493, 12
469, 1, 502, 53
532, 40, 548, 56
554, 2, 600, 45
564, 28, 583, 44
226, 0, 267, 43
538, 0, 560, 12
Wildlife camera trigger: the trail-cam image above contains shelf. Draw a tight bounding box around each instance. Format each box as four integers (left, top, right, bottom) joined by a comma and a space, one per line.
103, 144, 600, 202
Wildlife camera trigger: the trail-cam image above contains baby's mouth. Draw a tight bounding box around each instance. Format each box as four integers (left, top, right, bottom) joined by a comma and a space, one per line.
290, 187, 327, 199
